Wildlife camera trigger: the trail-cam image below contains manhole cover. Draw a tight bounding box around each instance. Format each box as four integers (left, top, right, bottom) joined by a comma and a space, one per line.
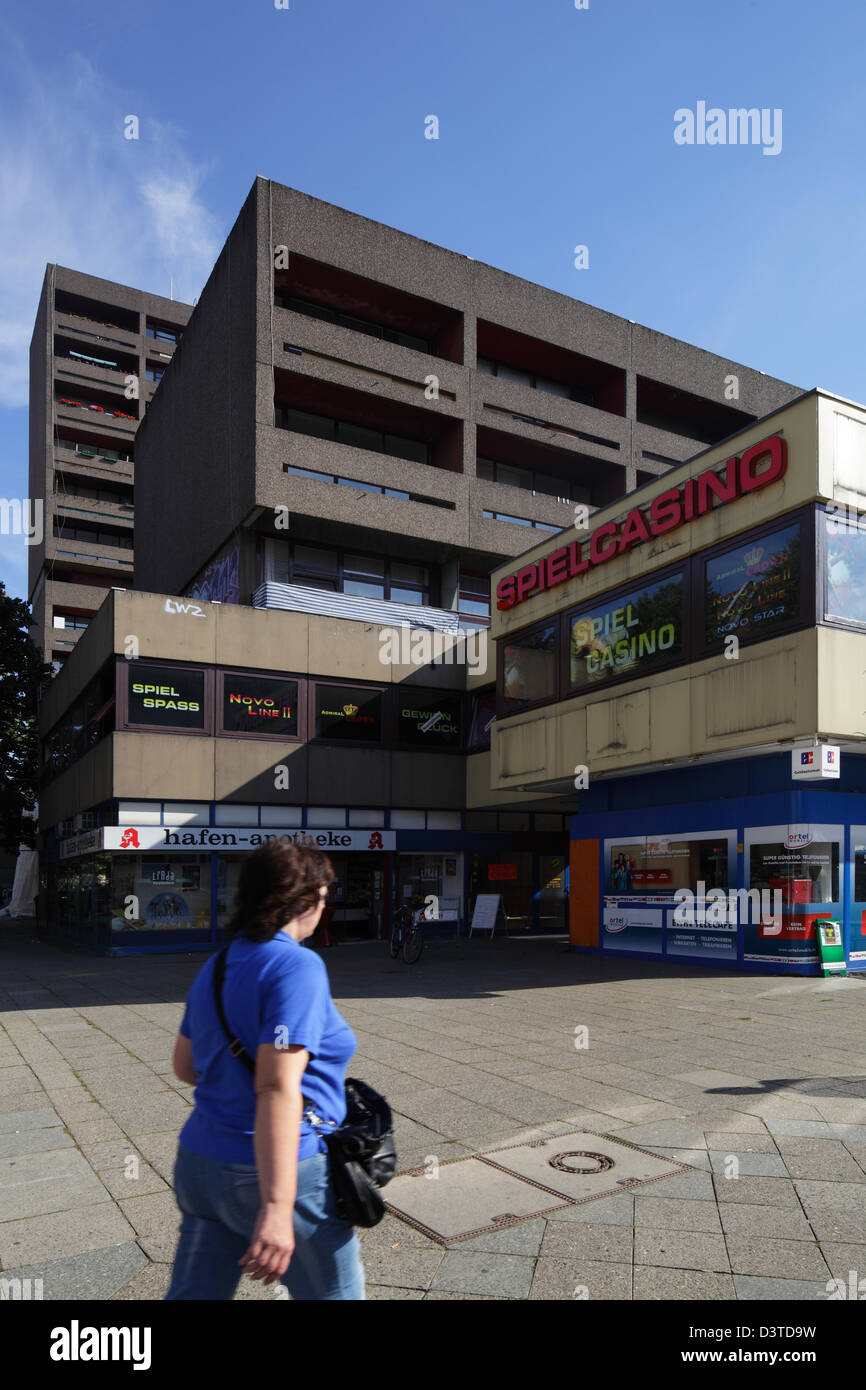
384, 1130, 694, 1243
548, 1151, 615, 1175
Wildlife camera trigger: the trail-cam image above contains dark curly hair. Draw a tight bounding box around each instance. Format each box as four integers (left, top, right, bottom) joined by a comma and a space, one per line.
226, 839, 334, 942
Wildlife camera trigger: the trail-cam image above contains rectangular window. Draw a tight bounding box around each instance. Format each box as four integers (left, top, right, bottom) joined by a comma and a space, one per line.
824, 511, 866, 624
468, 689, 496, 749
502, 623, 558, 709
315, 684, 382, 742
704, 522, 801, 645
128, 665, 205, 729
221, 674, 299, 737
396, 690, 463, 749
569, 573, 684, 692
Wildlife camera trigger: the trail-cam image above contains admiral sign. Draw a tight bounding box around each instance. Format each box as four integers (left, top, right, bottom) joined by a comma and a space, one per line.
496, 435, 787, 611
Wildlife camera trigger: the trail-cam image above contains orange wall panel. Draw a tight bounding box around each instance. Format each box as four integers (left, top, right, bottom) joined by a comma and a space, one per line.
569, 838, 600, 947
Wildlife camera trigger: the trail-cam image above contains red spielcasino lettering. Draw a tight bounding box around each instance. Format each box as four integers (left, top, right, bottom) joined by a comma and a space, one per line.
495, 435, 787, 609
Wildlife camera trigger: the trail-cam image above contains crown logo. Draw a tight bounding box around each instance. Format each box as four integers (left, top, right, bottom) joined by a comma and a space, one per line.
343, 704, 358, 716
744, 546, 763, 565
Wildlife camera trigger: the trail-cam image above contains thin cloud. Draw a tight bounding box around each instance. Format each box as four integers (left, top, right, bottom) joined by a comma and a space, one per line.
0, 38, 222, 410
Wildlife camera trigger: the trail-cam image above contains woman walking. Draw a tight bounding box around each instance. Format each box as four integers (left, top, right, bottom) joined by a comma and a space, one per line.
165, 840, 365, 1300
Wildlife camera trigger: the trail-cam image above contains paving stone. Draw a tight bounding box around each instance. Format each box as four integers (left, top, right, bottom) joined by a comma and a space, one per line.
0, 1148, 110, 1221
643, 1147, 711, 1170
539, 1221, 632, 1263
635, 1229, 730, 1273
530, 1257, 631, 1300
545, 1193, 635, 1226
449, 1218, 546, 1256
0, 1127, 74, 1158
794, 1180, 866, 1212
1, 1242, 147, 1300
354, 1244, 444, 1290
429, 1251, 535, 1298
0, 1201, 136, 1268
99, 1166, 170, 1199
110, 1261, 172, 1300
781, 1150, 865, 1182
725, 1235, 830, 1279
603, 1121, 708, 1149
65, 1117, 127, 1146
817, 1243, 866, 1279
764, 1118, 836, 1138
0, 1108, 61, 1133
703, 1130, 779, 1153
636, 1171, 715, 1200
733, 1275, 836, 1300
135, 1232, 178, 1264
634, 1196, 722, 1233
712, 1174, 800, 1207
117, 1191, 182, 1237
423, 1289, 507, 1300
718, 1202, 815, 1241
708, 1150, 789, 1177
803, 1212, 866, 1243
634, 1267, 736, 1300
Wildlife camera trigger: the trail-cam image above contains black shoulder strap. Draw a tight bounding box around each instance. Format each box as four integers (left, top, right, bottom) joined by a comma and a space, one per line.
212, 945, 256, 1075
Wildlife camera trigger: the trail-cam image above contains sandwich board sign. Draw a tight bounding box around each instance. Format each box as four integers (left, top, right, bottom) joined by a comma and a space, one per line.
470, 894, 502, 936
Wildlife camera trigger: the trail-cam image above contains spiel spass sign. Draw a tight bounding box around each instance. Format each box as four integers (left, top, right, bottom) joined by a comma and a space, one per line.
496, 435, 787, 611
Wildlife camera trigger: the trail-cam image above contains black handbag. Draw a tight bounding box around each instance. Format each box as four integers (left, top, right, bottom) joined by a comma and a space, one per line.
211, 946, 396, 1227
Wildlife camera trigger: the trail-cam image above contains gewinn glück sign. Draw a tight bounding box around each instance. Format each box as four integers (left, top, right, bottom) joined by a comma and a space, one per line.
61, 827, 397, 855
496, 435, 787, 611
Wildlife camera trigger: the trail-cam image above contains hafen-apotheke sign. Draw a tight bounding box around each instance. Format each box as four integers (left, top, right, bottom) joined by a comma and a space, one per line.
64, 827, 397, 855
496, 435, 787, 610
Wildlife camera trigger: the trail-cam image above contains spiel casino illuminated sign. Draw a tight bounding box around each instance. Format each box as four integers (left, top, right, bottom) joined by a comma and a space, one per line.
496, 435, 787, 610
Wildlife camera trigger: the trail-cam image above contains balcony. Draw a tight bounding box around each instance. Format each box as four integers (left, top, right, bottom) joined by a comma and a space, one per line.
274, 253, 463, 363
252, 581, 483, 632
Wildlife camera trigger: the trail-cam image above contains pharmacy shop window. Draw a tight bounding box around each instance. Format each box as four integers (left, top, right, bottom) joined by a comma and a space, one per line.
120, 662, 211, 733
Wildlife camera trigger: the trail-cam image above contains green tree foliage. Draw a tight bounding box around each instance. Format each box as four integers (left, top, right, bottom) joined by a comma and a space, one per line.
0, 582, 50, 851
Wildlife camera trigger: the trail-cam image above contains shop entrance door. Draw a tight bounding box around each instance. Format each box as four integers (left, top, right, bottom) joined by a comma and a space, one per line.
327, 855, 386, 940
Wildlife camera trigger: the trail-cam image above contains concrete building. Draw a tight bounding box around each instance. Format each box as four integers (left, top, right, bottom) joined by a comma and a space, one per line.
34, 177, 806, 953
484, 388, 866, 974
28, 266, 190, 667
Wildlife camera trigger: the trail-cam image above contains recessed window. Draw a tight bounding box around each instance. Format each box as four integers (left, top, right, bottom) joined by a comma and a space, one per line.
502, 624, 558, 709
315, 685, 382, 742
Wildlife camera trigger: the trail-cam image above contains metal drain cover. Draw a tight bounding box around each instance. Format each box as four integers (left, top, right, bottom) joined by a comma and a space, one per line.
384, 1130, 693, 1243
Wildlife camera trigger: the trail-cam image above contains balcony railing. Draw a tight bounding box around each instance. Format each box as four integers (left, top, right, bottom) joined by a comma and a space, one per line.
252, 582, 484, 632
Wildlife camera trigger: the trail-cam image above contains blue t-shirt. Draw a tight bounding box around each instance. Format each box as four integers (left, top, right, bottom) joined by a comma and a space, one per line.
178, 933, 357, 1163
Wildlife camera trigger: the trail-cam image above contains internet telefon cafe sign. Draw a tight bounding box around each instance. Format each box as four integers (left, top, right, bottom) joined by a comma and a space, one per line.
496, 435, 787, 610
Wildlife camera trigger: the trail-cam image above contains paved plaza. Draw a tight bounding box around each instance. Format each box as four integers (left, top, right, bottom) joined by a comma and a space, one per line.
1, 923, 865, 1301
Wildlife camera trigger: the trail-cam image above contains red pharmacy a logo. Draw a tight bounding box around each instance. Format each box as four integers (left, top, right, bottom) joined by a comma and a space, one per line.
367, 832, 384, 850
120, 829, 140, 848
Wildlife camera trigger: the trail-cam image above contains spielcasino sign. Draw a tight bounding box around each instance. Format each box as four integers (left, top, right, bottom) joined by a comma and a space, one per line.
496, 435, 787, 611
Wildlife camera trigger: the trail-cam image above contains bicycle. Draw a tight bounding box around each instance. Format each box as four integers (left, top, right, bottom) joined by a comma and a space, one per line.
389, 904, 424, 963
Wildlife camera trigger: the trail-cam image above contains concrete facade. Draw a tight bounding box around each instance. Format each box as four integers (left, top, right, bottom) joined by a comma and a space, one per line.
28, 266, 190, 665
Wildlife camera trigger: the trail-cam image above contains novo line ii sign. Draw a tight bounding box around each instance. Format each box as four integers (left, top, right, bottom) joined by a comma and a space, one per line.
496, 435, 787, 610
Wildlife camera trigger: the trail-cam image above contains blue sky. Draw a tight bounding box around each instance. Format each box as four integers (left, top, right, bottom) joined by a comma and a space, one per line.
2, 0, 865, 600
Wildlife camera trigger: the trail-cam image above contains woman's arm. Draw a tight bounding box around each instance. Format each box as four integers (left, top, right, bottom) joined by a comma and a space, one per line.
172, 1034, 197, 1085
239, 1042, 309, 1284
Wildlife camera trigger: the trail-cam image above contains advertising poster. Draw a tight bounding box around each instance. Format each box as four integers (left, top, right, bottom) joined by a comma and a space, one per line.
222, 675, 298, 736
847, 828, 866, 963
570, 574, 683, 692
128, 665, 205, 728
604, 832, 735, 960
315, 685, 382, 741
397, 691, 462, 748
743, 824, 842, 966
704, 523, 800, 643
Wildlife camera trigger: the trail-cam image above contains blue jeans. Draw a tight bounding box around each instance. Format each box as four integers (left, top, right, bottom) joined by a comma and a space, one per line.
165, 1143, 365, 1300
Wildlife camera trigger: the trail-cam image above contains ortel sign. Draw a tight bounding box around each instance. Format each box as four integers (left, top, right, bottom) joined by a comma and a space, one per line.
496, 435, 787, 610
